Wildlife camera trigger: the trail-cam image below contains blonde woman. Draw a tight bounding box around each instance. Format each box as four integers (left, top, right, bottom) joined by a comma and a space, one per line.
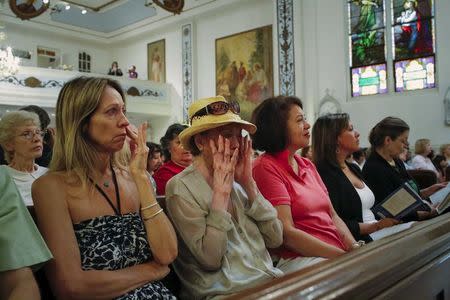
32, 76, 177, 299
412, 138, 441, 181
0, 111, 48, 205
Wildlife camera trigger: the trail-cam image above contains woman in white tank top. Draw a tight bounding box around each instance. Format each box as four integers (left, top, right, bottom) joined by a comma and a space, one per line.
312, 113, 411, 242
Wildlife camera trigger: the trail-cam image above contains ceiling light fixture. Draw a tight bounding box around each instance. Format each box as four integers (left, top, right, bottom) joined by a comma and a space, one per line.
81, 8, 87, 14
65, 4, 71, 10
43, 0, 49, 4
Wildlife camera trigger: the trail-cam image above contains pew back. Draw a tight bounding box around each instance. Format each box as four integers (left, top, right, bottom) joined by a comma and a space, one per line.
228, 214, 450, 300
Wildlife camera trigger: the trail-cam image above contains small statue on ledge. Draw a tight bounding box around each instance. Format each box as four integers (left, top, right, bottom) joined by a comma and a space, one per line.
108, 61, 123, 76
128, 65, 138, 79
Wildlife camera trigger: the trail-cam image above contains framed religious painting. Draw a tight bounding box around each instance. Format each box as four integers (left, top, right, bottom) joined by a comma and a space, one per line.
215, 25, 273, 121
147, 39, 166, 83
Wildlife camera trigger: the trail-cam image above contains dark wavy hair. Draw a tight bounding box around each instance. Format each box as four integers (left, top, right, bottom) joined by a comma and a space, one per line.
160, 123, 188, 161
146, 142, 162, 158
368, 117, 409, 149
312, 113, 350, 167
251, 96, 303, 153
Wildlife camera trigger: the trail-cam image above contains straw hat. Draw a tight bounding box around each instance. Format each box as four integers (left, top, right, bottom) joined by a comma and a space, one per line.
179, 96, 257, 151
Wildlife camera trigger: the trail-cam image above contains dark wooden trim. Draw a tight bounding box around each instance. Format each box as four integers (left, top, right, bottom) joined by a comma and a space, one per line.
228, 214, 450, 300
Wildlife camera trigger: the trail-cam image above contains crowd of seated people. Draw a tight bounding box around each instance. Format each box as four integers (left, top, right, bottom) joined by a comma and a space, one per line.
312, 113, 401, 242
1, 81, 450, 299
362, 117, 446, 222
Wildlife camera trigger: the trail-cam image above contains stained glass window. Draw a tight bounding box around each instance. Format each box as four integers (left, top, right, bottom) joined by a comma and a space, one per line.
352, 63, 388, 97
392, 0, 435, 92
348, 0, 387, 96
394, 55, 435, 92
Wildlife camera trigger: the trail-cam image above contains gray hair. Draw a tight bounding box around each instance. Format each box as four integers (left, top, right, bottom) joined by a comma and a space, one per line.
0, 111, 41, 163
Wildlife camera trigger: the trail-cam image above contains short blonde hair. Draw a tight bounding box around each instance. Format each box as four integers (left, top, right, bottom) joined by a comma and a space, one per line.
414, 138, 430, 155
51, 76, 127, 186
0, 111, 40, 163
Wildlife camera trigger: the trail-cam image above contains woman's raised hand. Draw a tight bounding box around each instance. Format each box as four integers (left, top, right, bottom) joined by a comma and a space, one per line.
234, 135, 254, 188
126, 123, 149, 176
210, 135, 238, 197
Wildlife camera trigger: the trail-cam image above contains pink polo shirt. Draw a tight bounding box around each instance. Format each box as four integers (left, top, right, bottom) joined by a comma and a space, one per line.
252, 150, 346, 259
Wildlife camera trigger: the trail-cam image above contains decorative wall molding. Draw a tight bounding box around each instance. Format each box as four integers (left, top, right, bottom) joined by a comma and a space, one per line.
277, 0, 295, 96
0, 67, 167, 100
182, 23, 194, 123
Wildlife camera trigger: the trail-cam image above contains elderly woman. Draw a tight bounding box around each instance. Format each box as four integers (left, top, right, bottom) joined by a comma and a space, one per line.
251, 96, 358, 274
0, 166, 52, 300
32, 76, 177, 299
411, 138, 442, 181
165, 96, 283, 299
312, 113, 401, 242
362, 117, 445, 221
20, 105, 54, 167
0, 111, 48, 206
154, 123, 192, 195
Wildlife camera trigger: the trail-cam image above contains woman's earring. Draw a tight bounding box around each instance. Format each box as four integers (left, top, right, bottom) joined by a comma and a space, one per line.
336, 147, 340, 154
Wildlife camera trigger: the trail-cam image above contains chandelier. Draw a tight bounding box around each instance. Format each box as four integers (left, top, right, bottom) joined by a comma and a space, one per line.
0, 47, 20, 77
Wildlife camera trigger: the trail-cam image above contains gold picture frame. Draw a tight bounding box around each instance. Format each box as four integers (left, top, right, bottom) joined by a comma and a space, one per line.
147, 39, 166, 83
215, 25, 273, 121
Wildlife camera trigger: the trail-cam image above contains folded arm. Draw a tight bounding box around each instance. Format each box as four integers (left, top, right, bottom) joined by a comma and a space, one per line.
32, 174, 169, 300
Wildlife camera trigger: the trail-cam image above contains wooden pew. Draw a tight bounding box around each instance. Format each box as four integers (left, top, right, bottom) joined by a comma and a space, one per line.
228, 214, 450, 300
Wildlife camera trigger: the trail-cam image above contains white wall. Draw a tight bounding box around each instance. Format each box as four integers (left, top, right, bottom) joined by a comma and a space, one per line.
3, 0, 448, 147
299, 0, 450, 148
193, 0, 274, 99
111, 0, 274, 121
4, 23, 110, 74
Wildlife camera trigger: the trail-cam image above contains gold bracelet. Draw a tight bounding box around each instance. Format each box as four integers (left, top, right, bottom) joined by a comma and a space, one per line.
143, 208, 164, 221
140, 202, 159, 211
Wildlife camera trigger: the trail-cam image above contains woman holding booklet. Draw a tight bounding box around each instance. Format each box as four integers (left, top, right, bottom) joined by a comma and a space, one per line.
362, 117, 446, 221
312, 113, 405, 242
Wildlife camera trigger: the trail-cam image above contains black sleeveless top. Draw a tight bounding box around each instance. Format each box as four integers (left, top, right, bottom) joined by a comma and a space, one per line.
73, 212, 175, 299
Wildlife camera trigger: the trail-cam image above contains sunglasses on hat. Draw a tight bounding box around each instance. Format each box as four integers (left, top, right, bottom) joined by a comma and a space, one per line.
190, 100, 240, 124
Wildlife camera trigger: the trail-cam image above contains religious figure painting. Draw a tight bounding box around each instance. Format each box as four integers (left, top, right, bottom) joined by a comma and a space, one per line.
215, 25, 273, 121
348, 0, 386, 67
349, 0, 385, 35
147, 39, 165, 83
392, 0, 434, 60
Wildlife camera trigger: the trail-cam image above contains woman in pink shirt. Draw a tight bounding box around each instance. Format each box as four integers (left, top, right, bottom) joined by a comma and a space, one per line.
251, 96, 358, 273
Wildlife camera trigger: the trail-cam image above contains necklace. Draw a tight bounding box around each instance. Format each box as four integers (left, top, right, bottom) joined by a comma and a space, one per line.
88, 163, 121, 215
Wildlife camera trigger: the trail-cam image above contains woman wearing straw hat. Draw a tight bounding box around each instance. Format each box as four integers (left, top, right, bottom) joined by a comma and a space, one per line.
165, 96, 284, 299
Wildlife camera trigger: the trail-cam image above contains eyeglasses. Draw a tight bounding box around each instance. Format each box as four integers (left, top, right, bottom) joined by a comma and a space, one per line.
17, 129, 47, 140
190, 100, 240, 123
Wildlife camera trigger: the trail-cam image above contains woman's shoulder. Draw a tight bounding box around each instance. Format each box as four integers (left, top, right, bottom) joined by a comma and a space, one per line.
411, 155, 427, 163
253, 153, 280, 171
33, 171, 67, 189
